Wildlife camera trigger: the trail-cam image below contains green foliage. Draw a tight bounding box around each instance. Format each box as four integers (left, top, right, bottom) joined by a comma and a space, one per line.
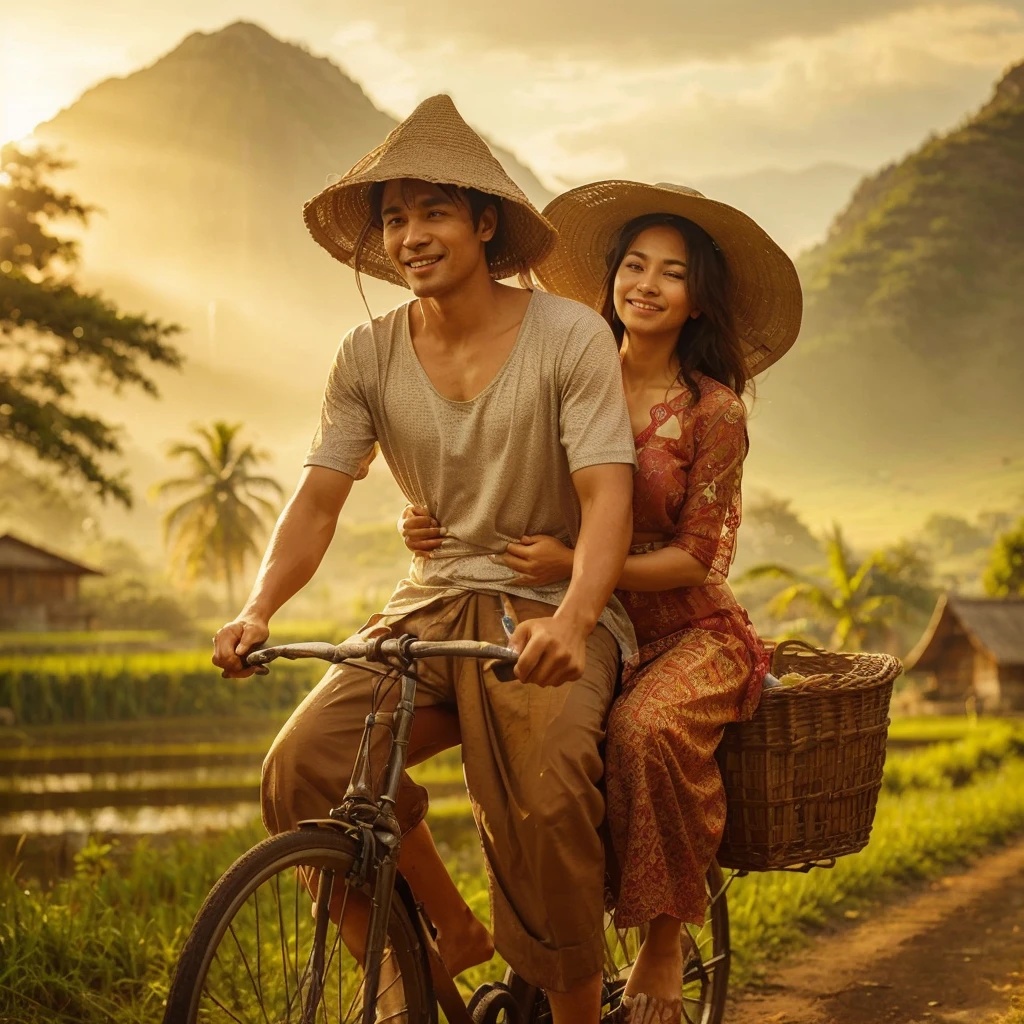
728, 757, 1024, 984
0, 823, 263, 1022
882, 724, 1024, 793
152, 421, 284, 608
0, 650, 323, 725
886, 715, 1003, 744
0, 630, 170, 653
734, 492, 821, 573
80, 574, 194, 632
6, 749, 1024, 1018
0, 143, 183, 505
799, 82, 1024, 361
983, 516, 1024, 596
921, 514, 990, 557
741, 523, 904, 650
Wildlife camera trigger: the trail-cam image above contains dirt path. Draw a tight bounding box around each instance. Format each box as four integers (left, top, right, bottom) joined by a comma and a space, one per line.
726, 839, 1024, 1024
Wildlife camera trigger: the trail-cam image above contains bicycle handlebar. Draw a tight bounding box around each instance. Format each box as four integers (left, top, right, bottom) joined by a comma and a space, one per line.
244, 636, 519, 669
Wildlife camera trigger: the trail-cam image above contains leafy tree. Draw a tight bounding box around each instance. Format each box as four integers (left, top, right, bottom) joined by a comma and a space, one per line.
983, 517, 1024, 596
736, 491, 821, 571
920, 514, 989, 557
869, 539, 939, 614
742, 523, 902, 651
152, 422, 283, 609
0, 142, 182, 505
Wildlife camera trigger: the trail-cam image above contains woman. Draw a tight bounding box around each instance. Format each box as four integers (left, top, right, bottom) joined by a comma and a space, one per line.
403, 181, 802, 1021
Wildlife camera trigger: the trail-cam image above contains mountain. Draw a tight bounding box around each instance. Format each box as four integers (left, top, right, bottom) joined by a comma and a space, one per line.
30, 21, 552, 537
692, 163, 865, 256
740, 59, 1024, 538
35, 23, 552, 389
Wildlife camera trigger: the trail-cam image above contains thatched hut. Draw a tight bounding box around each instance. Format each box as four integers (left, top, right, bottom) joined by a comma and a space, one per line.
0, 534, 103, 630
905, 594, 1024, 713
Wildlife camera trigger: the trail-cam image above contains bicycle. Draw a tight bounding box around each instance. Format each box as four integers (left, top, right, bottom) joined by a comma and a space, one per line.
162, 634, 732, 1024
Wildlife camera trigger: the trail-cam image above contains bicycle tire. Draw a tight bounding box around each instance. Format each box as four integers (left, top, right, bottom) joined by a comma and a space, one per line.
504, 861, 730, 1024
163, 827, 435, 1024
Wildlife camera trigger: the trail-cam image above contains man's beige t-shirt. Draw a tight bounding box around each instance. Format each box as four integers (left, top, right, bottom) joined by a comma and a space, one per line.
305, 289, 638, 658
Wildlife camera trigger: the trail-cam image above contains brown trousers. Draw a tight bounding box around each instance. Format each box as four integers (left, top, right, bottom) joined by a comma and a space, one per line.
261, 591, 619, 992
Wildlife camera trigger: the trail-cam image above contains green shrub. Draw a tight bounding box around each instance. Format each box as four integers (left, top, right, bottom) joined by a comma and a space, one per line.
0, 651, 324, 725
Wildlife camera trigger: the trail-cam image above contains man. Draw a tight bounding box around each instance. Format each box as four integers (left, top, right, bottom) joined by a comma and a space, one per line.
213, 95, 637, 1023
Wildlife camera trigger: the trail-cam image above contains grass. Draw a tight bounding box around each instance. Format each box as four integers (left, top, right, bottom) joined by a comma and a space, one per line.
0, 651, 324, 724
5, 741, 1024, 1021
0, 630, 172, 653
727, 757, 1024, 985
882, 722, 1024, 792
886, 715, 1013, 744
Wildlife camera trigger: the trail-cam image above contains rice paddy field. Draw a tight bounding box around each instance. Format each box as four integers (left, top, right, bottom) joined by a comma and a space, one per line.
3, 640, 1024, 1022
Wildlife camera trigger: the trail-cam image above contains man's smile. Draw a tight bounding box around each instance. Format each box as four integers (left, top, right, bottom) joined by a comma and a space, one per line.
405, 255, 444, 271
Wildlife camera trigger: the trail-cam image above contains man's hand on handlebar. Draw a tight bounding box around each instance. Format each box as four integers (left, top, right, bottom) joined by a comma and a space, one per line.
213, 615, 271, 678
509, 616, 587, 688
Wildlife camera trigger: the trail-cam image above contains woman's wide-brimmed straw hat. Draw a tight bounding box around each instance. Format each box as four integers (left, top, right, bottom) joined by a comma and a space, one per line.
303, 94, 557, 287
536, 181, 802, 375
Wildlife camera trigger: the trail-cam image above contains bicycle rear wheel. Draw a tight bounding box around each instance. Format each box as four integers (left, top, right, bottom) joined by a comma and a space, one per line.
603, 861, 731, 1024
163, 827, 435, 1024
504, 861, 730, 1024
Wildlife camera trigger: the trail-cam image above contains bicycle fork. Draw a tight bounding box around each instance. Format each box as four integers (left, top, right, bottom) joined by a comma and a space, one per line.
360, 667, 418, 1024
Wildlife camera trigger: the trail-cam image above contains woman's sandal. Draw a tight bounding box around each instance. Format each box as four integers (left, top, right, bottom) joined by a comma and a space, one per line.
610, 993, 683, 1023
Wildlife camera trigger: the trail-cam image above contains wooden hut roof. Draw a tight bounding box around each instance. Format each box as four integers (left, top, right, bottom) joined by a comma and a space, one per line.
906, 594, 1024, 671
0, 534, 103, 576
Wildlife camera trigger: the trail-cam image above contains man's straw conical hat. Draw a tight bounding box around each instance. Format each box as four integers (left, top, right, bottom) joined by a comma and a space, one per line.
303, 94, 557, 286
536, 181, 802, 375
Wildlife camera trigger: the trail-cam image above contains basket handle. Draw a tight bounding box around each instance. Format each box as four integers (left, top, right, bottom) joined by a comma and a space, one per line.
771, 639, 828, 675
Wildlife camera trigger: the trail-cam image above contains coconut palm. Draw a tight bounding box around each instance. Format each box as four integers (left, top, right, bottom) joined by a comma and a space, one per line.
741, 523, 902, 651
153, 422, 283, 609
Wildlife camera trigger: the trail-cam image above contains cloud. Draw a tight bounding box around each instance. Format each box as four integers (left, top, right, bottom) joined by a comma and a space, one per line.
544, 4, 1024, 180
329, 0, 1024, 61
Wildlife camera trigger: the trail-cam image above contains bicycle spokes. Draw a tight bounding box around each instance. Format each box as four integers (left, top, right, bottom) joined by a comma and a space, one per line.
196, 863, 410, 1023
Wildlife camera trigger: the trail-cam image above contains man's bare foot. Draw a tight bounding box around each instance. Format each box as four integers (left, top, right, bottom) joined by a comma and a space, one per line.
435, 905, 494, 977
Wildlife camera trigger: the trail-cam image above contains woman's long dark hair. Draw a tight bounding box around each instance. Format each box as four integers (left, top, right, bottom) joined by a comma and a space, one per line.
600, 213, 750, 402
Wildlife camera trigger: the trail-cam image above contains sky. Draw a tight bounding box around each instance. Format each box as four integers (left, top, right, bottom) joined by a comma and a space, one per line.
3, 0, 1024, 185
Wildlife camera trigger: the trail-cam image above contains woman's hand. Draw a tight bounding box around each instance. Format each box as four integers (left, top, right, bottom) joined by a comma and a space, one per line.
398, 504, 446, 556
491, 535, 574, 587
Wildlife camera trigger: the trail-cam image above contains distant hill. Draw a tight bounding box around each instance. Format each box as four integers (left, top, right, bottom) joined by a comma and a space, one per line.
742, 59, 1024, 537
31, 20, 551, 537
693, 163, 865, 255
26, 25, 1024, 551
34, 21, 551, 390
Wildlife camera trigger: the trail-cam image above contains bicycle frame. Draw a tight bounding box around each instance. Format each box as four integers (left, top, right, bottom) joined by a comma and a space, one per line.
245, 635, 515, 1024
342, 666, 419, 1024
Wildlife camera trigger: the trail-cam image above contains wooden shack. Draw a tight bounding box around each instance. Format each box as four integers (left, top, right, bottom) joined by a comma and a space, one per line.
0, 534, 103, 631
905, 594, 1024, 713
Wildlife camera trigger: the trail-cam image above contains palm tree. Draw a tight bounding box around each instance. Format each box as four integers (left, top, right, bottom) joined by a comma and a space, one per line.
741, 523, 902, 651
153, 422, 284, 609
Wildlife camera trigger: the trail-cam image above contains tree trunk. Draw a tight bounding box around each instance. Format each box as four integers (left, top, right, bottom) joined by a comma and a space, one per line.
224, 537, 236, 615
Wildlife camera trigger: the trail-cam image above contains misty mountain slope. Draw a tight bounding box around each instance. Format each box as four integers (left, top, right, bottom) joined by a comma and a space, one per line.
746, 59, 1024, 501
34, 20, 552, 386
693, 163, 865, 256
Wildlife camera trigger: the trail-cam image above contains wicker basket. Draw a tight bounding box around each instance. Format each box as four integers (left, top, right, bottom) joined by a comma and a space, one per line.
715, 641, 902, 872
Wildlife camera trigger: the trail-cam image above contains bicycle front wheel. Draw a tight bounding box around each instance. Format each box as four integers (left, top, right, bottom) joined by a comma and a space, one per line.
163, 827, 435, 1024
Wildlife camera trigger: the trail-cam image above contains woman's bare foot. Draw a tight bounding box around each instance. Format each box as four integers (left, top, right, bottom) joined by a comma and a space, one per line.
434, 904, 494, 976
623, 916, 693, 1003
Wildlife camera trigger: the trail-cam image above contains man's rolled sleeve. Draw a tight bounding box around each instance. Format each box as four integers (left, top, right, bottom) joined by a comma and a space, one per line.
304, 330, 377, 478
557, 321, 637, 474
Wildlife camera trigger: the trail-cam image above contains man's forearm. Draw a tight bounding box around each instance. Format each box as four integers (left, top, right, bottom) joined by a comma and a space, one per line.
240, 470, 353, 622
556, 465, 633, 633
